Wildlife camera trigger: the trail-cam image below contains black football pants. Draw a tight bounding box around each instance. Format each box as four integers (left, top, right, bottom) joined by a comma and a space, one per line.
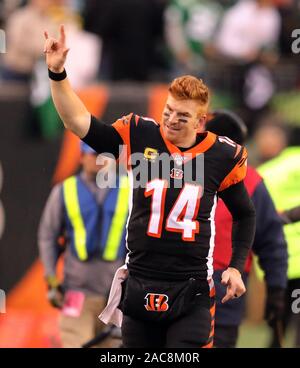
121, 294, 215, 348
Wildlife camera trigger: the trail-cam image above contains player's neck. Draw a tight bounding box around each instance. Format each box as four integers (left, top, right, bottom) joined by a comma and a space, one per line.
177, 134, 205, 151
174, 136, 197, 149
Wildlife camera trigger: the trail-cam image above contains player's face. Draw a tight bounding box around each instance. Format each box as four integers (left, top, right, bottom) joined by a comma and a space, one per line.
162, 94, 206, 147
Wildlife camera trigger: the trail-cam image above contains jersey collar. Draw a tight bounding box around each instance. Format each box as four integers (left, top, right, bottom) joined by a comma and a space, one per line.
159, 125, 216, 162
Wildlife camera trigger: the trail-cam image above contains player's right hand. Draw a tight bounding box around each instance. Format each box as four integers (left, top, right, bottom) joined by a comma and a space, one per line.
43, 25, 70, 73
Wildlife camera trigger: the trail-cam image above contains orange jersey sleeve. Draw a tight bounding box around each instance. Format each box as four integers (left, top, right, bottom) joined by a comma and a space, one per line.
111, 113, 134, 147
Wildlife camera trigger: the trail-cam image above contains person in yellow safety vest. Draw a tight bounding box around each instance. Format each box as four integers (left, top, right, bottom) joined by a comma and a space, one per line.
258, 146, 300, 347
38, 142, 129, 348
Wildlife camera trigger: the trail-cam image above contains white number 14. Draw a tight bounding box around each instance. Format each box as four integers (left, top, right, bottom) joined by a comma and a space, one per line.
145, 179, 202, 241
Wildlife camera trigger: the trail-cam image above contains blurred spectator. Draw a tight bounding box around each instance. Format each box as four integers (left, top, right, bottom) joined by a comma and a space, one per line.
1, 0, 57, 81
62, 24, 100, 90
243, 64, 277, 110
0, 0, 23, 27
31, 17, 101, 100
83, 0, 168, 81
212, 0, 281, 108
164, 0, 224, 76
1, 0, 100, 85
38, 142, 128, 348
252, 118, 288, 164
258, 145, 300, 347
8, 1, 102, 140
215, 0, 280, 63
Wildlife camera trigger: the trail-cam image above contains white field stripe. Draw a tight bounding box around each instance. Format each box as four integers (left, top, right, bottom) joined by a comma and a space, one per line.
124, 169, 134, 266
206, 194, 218, 280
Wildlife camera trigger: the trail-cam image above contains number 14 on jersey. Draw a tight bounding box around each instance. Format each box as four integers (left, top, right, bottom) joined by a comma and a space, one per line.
145, 179, 203, 241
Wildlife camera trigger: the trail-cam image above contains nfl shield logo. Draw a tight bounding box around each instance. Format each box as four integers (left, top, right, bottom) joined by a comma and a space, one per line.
172, 153, 185, 166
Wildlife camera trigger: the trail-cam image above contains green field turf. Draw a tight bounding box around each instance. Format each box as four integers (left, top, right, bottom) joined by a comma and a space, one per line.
237, 321, 295, 348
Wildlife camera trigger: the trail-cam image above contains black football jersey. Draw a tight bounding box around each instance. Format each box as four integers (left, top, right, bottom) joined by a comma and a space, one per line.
113, 114, 247, 281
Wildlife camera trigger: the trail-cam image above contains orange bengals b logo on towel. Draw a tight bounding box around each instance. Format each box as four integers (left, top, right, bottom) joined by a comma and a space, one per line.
144, 293, 169, 312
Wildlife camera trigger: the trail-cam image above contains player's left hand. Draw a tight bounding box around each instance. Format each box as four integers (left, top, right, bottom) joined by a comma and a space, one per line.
221, 267, 246, 303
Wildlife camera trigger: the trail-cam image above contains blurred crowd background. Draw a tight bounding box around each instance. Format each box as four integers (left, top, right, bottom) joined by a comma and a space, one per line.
0, 0, 300, 161
0, 0, 300, 347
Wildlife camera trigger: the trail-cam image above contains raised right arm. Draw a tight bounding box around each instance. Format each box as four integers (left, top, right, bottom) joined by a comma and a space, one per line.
49, 77, 91, 138
44, 26, 132, 159
44, 25, 91, 138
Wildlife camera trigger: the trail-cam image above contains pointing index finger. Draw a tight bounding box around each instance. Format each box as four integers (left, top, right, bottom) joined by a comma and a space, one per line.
221, 289, 234, 304
59, 24, 66, 44
44, 31, 49, 40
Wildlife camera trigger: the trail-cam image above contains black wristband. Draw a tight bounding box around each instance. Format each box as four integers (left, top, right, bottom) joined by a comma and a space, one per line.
48, 68, 67, 81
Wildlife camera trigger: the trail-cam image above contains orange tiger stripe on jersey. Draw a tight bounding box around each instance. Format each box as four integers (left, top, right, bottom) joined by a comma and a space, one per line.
218, 147, 248, 191
112, 113, 134, 168
209, 328, 214, 339
234, 144, 242, 158
200, 285, 215, 348
209, 317, 215, 339
202, 341, 214, 348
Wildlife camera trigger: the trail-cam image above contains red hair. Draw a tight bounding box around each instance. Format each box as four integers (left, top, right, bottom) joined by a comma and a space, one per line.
168, 75, 210, 114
